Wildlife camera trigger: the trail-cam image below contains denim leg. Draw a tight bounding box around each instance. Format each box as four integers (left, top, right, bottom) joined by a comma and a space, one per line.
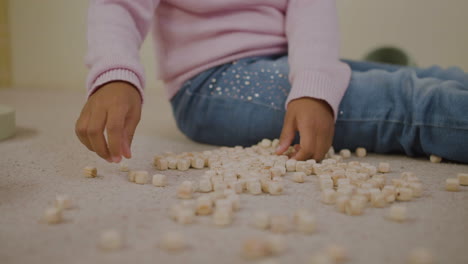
171, 55, 468, 163
334, 65, 468, 163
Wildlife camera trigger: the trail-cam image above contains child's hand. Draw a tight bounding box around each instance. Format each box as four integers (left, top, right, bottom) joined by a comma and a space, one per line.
275, 98, 334, 161
75, 81, 142, 163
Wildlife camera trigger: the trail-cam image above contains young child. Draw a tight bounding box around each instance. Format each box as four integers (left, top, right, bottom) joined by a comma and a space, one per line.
75, 0, 468, 164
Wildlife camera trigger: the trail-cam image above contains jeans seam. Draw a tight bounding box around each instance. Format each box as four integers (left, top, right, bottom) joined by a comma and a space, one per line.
336, 119, 468, 131
184, 88, 285, 112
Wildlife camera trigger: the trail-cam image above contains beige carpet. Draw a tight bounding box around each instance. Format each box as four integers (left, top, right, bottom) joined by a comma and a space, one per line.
0, 89, 467, 264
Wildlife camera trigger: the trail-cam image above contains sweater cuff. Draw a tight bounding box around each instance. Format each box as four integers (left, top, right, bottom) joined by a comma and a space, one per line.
285, 67, 351, 120
87, 68, 144, 103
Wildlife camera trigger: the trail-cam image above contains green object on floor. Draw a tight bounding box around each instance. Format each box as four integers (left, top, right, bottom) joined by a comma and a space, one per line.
364, 46, 416, 66
0, 104, 15, 140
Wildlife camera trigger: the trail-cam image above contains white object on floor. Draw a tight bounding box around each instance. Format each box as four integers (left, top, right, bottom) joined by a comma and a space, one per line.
0, 104, 15, 141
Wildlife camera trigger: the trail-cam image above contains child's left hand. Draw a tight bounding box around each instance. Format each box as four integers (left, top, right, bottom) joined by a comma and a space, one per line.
275, 97, 334, 161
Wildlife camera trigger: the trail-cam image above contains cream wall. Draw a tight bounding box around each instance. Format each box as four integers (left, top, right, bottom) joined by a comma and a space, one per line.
7, 0, 468, 91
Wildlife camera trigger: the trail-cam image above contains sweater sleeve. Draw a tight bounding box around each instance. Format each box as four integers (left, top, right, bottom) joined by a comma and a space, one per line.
285, 0, 351, 118
85, 0, 160, 101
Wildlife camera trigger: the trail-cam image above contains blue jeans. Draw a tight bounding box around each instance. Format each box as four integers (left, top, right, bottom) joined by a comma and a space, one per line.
170, 54, 468, 163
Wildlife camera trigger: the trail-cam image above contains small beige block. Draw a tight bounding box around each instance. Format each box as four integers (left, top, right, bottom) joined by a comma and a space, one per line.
128, 171, 136, 182
445, 178, 460, 192
227, 194, 240, 211
377, 162, 391, 173
242, 238, 270, 259
176, 208, 195, 224
177, 159, 191, 171
268, 181, 284, 195
272, 138, 280, 148
457, 173, 468, 186
370, 192, 387, 208
215, 199, 233, 213
339, 149, 351, 159
160, 232, 186, 252
296, 213, 316, 234
152, 174, 167, 187
325, 244, 348, 263
345, 199, 365, 216
196, 196, 213, 215
408, 248, 434, 264
55, 194, 72, 210
292, 172, 306, 183
83, 166, 97, 178
387, 205, 407, 222
355, 147, 367, 157
259, 138, 272, 148
408, 182, 423, 197
286, 159, 297, 172
155, 158, 168, 171
198, 179, 213, 192
320, 179, 334, 190
396, 187, 413, 201
99, 229, 123, 251
177, 181, 194, 199
167, 157, 178, 169
266, 235, 286, 255
270, 167, 284, 178
44, 207, 63, 224
134, 171, 149, 184
321, 189, 337, 204
270, 215, 290, 233
213, 208, 232, 226
336, 196, 349, 213
191, 158, 205, 169
429, 155, 442, 163
252, 211, 270, 230
247, 181, 262, 195
119, 162, 130, 172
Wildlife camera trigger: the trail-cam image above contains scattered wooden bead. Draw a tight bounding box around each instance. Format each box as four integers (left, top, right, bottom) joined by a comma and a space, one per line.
321, 189, 337, 204
155, 158, 168, 171
339, 149, 351, 159
325, 244, 348, 263
43, 207, 63, 224
247, 180, 262, 195
286, 159, 297, 172
177, 181, 194, 199
119, 162, 130, 172
242, 237, 270, 259
268, 181, 284, 195
177, 159, 190, 171
83, 166, 97, 178
345, 199, 365, 216
167, 157, 178, 169
355, 147, 367, 157
292, 172, 306, 183
176, 208, 195, 224
336, 196, 349, 213
296, 213, 316, 234
396, 187, 413, 201
377, 162, 390, 173
272, 139, 280, 148
55, 194, 72, 210
128, 171, 136, 182
408, 182, 423, 197
370, 192, 387, 208
259, 138, 272, 148
457, 173, 468, 186
160, 232, 186, 252
270, 215, 290, 233
196, 196, 213, 215
296, 161, 313, 175
429, 155, 442, 163
134, 171, 149, 184
152, 174, 167, 187
445, 178, 460, 192
319, 179, 334, 190
387, 205, 407, 222
252, 211, 270, 230
407, 248, 434, 264
99, 229, 123, 251
213, 208, 232, 226
266, 235, 286, 255
191, 158, 205, 169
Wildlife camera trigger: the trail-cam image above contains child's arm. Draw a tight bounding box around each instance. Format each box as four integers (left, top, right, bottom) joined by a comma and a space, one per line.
276, 0, 351, 161
76, 0, 160, 163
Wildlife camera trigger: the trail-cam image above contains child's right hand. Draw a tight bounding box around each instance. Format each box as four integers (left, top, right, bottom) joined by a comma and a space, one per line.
75, 81, 142, 163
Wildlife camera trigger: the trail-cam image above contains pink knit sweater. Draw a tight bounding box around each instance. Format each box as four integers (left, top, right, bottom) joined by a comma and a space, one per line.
86, 0, 351, 117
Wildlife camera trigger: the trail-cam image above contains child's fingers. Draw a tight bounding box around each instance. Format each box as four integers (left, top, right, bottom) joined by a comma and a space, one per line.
87, 109, 112, 162
313, 125, 333, 162
276, 114, 296, 155
293, 131, 316, 161
121, 130, 131, 159
123, 106, 141, 159
105, 107, 126, 163
75, 109, 94, 152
